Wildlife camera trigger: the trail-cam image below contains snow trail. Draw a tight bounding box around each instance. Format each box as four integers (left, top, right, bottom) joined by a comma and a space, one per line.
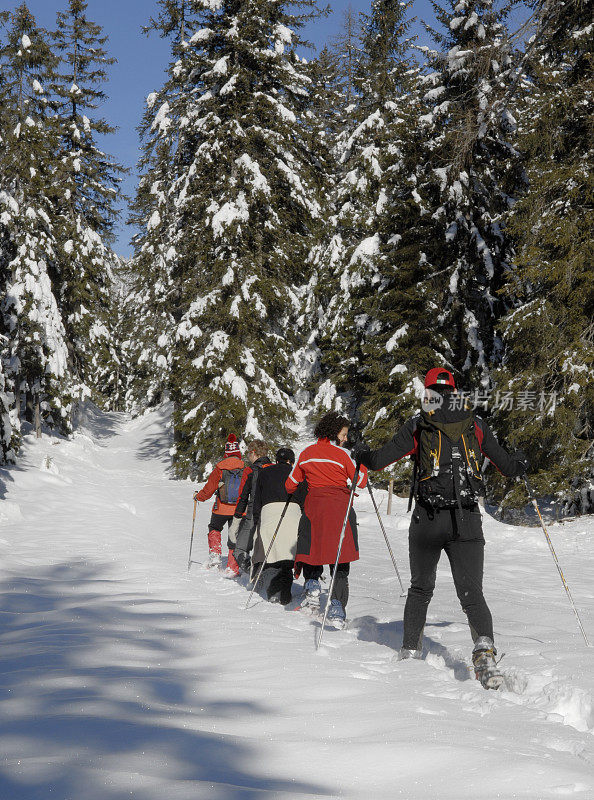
0, 405, 593, 799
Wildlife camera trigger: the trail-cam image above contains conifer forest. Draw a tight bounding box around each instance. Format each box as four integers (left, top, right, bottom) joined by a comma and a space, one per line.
0, 0, 592, 512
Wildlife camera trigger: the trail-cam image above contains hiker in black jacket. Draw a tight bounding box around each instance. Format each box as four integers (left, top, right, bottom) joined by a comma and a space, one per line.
251, 447, 307, 605
229, 440, 273, 574
354, 368, 527, 689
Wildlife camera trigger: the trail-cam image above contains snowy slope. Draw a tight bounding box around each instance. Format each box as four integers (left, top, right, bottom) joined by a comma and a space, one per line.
0, 405, 593, 800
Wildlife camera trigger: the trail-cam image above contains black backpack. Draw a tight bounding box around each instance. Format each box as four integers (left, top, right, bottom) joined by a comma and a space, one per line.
218, 468, 243, 504
412, 411, 483, 511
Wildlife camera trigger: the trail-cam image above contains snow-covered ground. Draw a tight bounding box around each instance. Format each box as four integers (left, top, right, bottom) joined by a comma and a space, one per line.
0, 405, 593, 800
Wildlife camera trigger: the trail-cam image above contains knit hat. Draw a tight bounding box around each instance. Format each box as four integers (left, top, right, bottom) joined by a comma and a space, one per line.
276, 447, 295, 465
224, 434, 241, 455
424, 368, 456, 389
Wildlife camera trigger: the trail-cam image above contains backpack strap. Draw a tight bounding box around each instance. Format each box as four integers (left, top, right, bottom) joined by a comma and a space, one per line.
450, 445, 465, 515
407, 417, 420, 512
474, 417, 485, 449
450, 443, 472, 535
407, 459, 418, 513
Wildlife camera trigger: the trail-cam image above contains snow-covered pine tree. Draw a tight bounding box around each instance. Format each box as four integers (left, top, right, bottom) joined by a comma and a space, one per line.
0, 360, 15, 462
291, 46, 346, 408
131, 0, 324, 477
0, 109, 17, 460
349, 0, 521, 460
303, 43, 345, 203
349, 74, 453, 472
330, 4, 363, 105
310, 6, 367, 415
0, 12, 17, 459
315, 0, 417, 431
406, 0, 524, 392
0, 186, 18, 462
0, 4, 72, 436
493, 0, 594, 511
306, 45, 345, 146
50, 0, 125, 408
99, 259, 133, 413
125, 0, 200, 413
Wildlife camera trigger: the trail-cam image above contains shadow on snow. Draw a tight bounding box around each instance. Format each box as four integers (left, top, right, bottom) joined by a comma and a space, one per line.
0, 561, 329, 799
350, 615, 472, 683
72, 401, 123, 441
134, 406, 174, 468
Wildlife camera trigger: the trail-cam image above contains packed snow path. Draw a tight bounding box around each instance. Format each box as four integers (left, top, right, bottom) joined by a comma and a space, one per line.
1, 406, 593, 800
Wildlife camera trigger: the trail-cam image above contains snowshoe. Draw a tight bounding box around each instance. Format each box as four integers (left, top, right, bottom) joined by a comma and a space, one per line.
397, 647, 423, 661
225, 550, 240, 577
297, 579, 321, 614
206, 552, 222, 569
326, 598, 347, 629
223, 566, 239, 579
472, 636, 503, 690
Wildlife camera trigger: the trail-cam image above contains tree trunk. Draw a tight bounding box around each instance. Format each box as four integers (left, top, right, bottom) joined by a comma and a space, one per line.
14, 378, 21, 423
25, 391, 34, 425
34, 394, 42, 438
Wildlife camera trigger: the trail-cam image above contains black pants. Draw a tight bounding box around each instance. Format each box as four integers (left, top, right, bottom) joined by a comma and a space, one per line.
208, 513, 233, 533
266, 560, 294, 601
303, 563, 350, 608
403, 505, 493, 650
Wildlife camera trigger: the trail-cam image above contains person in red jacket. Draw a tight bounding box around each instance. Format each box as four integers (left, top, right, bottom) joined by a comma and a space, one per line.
194, 434, 245, 570
285, 411, 368, 626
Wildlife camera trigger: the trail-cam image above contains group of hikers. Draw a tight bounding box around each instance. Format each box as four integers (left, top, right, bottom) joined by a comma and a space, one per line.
193, 368, 528, 690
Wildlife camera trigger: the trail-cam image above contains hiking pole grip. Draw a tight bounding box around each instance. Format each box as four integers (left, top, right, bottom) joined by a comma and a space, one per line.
187, 498, 198, 572
367, 482, 406, 595
317, 468, 360, 650
245, 496, 292, 610
522, 476, 591, 647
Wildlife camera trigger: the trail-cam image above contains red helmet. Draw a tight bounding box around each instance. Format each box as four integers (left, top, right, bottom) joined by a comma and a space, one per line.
224, 434, 241, 455
424, 368, 456, 389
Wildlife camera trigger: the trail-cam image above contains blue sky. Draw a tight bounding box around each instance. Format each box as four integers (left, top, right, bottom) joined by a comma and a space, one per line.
0, 1, 507, 256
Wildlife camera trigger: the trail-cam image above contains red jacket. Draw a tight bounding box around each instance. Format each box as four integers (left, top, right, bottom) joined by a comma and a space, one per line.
285, 439, 368, 493
196, 456, 245, 515
287, 439, 367, 565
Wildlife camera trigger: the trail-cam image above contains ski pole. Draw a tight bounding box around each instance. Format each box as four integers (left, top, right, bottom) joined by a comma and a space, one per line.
367, 482, 406, 596
187, 497, 197, 572
523, 476, 591, 647
317, 468, 360, 650
245, 496, 293, 610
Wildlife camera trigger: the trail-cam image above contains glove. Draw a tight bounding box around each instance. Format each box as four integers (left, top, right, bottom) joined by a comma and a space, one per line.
514, 449, 528, 475
351, 441, 371, 467
193, 492, 200, 502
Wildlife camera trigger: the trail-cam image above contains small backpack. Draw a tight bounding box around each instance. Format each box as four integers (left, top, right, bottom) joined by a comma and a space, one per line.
218, 468, 243, 505
413, 411, 483, 511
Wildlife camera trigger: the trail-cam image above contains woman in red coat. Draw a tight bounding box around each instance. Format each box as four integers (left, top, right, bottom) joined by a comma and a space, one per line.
285, 412, 367, 625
